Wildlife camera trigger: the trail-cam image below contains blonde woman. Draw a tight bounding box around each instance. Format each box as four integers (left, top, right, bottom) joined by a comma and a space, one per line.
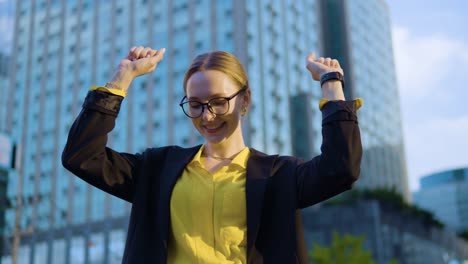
62, 46, 362, 263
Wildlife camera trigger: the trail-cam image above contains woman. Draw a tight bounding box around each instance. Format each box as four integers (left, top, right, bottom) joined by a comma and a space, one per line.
62, 46, 362, 263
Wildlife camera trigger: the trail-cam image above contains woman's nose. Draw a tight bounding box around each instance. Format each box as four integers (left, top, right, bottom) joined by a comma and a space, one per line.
202, 106, 216, 121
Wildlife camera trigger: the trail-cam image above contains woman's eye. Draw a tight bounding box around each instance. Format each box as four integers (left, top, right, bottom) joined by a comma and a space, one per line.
189, 102, 202, 109
210, 99, 226, 107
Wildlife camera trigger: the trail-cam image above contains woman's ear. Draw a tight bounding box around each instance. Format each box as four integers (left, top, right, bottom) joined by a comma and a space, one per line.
243, 88, 251, 109
241, 88, 251, 116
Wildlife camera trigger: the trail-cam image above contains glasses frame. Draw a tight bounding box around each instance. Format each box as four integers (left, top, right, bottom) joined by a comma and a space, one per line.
179, 87, 248, 118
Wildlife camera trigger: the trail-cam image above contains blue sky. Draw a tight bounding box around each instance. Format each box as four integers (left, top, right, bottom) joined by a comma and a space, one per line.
0, 1, 466, 192
388, 0, 468, 191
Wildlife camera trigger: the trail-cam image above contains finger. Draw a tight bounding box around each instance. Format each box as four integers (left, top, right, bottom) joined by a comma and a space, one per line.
325, 57, 332, 67
141, 47, 153, 58
132, 46, 145, 59
306, 52, 316, 62
148, 49, 158, 57
331, 59, 340, 68
149, 48, 166, 64
127, 46, 137, 59
128, 46, 137, 55
306, 52, 317, 71
317, 57, 325, 64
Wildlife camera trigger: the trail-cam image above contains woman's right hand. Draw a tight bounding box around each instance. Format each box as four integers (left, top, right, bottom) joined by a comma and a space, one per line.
120, 46, 166, 77
107, 46, 166, 93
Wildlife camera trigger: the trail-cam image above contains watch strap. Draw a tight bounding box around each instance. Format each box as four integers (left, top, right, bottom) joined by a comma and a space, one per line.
320, 71, 344, 89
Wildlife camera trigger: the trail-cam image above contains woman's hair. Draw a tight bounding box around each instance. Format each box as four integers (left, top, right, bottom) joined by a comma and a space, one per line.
183, 51, 249, 93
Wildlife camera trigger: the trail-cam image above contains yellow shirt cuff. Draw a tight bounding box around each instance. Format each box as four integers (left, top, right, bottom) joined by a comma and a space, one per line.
90, 85, 127, 97
319, 98, 363, 110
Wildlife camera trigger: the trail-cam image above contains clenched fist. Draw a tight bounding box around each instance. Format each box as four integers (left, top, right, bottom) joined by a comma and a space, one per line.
118, 46, 166, 78
305, 52, 344, 81
107, 46, 166, 93
305, 52, 345, 101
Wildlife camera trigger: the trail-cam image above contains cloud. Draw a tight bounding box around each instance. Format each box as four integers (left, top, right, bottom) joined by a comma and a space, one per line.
393, 26, 468, 98
405, 115, 468, 191
392, 26, 468, 191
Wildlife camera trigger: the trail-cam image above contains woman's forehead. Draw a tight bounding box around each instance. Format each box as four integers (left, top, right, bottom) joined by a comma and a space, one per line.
186, 70, 238, 98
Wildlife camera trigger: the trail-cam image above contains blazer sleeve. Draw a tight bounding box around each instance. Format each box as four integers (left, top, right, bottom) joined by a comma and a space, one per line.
295, 100, 362, 208
62, 90, 141, 202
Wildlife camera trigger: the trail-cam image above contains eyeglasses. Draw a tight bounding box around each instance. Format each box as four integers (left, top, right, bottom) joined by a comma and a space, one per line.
179, 87, 247, 118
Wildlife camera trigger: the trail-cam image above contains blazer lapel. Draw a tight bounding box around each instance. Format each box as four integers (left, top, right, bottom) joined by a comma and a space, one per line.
246, 148, 277, 257
157, 145, 202, 243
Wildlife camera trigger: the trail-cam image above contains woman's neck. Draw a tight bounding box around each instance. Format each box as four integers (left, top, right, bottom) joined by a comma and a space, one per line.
203, 136, 246, 159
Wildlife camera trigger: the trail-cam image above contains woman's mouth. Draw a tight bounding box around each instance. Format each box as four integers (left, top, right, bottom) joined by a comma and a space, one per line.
203, 123, 225, 134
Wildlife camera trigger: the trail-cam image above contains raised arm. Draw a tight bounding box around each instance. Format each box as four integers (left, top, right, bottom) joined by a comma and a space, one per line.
61, 47, 165, 202
295, 52, 362, 208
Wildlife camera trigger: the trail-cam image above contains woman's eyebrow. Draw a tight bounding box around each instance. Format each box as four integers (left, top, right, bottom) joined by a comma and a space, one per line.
187, 93, 227, 100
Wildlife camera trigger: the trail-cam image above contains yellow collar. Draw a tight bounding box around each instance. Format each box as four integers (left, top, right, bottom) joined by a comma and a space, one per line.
189, 145, 250, 169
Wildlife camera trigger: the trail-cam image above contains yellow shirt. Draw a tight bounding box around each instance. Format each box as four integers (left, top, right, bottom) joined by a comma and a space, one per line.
167, 146, 250, 264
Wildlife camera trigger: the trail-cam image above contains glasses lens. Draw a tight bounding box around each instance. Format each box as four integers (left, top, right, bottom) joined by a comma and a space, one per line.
209, 98, 229, 115
182, 101, 202, 118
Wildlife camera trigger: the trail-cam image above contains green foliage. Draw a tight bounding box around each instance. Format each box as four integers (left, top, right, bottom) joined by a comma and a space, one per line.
309, 231, 377, 264
324, 188, 444, 229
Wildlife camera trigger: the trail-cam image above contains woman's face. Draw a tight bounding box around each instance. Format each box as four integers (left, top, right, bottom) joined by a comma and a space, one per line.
185, 70, 248, 145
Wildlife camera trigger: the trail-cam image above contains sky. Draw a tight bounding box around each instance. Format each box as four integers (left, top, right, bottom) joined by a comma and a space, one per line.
0, 1, 467, 192
387, 0, 468, 191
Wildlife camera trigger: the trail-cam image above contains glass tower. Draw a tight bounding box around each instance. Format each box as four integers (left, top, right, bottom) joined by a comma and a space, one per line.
2, 0, 322, 263
319, 0, 409, 199
2, 0, 407, 262
413, 168, 468, 232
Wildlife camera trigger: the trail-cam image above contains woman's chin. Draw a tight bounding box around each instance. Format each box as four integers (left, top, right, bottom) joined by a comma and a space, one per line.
199, 123, 228, 143
203, 134, 226, 144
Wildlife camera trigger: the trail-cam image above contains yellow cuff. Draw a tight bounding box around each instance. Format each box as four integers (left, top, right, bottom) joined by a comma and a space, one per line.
319, 98, 363, 110
90, 85, 127, 97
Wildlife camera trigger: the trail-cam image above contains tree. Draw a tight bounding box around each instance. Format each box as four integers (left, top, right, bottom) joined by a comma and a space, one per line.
309, 231, 377, 264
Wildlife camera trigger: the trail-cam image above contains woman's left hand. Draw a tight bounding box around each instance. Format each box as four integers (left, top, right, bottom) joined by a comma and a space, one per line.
305, 52, 345, 101
305, 52, 344, 81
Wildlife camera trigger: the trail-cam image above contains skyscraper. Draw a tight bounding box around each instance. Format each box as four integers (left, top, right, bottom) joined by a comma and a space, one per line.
413, 168, 468, 232
319, 0, 409, 199
0, 53, 10, 133
3, 0, 408, 262
2, 0, 323, 262
0, 132, 14, 259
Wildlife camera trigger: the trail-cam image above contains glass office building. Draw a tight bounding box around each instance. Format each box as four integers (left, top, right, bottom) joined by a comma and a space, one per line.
0, 53, 10, 133
320, 0, 409, 199
2, 0, 407, 262
302, 200, 468, 264
2, 0, 322, 263
413, 168, 468, 232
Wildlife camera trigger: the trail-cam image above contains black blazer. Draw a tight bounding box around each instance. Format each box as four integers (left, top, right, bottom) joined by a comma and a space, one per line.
62, 90, 362, 263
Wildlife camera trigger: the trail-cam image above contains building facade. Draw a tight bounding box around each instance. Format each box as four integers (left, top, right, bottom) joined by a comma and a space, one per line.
2, 0, 323, 263
413, 168, 468, 233
2, 0, 407, 263
319, 0, 409, 200
302, 200, 468, 264
0, 53, 10, 133
0, 133, 14, 263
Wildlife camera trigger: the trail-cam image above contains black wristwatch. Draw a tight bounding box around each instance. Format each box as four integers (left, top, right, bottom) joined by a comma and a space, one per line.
320, 71, 344, 89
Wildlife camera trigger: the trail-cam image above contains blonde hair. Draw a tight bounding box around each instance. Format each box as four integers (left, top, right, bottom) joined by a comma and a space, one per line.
183, 51, 249, 93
